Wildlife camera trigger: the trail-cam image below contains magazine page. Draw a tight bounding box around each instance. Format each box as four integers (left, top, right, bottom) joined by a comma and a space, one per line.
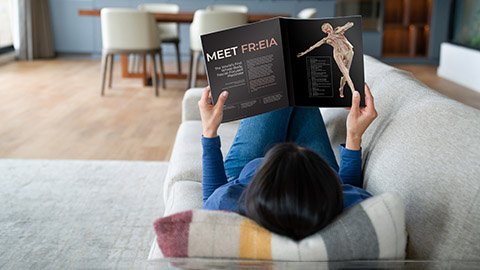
201, 18, 290, 122
283, 16, 365, 107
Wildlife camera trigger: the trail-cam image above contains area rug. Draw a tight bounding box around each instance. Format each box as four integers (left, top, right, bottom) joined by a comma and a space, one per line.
0, 159, 168, 269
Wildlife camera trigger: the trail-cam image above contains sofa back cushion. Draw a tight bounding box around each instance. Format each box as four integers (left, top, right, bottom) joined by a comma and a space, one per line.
323, 56, 480, 260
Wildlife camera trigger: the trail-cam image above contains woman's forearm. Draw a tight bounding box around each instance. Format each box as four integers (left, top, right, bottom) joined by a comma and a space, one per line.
346, 133, 361, 151
202, 136, 228, 203
345, 84, 377, 151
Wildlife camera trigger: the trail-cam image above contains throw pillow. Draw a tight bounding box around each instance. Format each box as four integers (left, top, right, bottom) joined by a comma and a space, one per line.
153, 192, 406, 260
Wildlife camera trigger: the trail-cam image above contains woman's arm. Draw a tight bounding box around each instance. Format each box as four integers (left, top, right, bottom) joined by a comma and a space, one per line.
338, 145, 362, 187
198, 86, 229, 202
339, 84, 377, 187
202, 136, 228, 202
345, 84, 377, 151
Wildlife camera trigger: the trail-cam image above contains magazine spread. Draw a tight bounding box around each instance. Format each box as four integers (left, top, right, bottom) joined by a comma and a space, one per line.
201, 15, 365, 122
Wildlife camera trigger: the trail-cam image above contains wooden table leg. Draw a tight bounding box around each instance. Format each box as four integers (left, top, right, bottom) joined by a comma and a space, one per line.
121, 54, 129, 77
120, 53, 207, 85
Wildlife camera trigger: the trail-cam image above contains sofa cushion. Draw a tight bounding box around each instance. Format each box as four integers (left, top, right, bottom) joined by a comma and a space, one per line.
362, 96, 480, 260
164, 181, 203, 216
163, 121, 239, 205
182, 88, 203, 122
154, 193, 406, 261
323, 56, 480, 260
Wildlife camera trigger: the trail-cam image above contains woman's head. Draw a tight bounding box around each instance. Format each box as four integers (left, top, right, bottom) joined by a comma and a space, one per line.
243, 143, 343, 241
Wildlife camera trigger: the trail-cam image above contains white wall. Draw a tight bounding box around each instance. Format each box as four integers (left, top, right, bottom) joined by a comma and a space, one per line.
437, 42, 480, 93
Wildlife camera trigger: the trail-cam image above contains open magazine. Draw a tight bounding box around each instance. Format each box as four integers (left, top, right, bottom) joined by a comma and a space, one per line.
201, 15, 365, 122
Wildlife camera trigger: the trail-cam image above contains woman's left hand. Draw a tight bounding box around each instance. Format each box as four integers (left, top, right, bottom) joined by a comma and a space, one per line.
198, 86, 229, 138
345, 84, 378, 150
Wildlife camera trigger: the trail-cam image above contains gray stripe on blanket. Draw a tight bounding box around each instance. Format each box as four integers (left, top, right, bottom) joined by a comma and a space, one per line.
322, 206, 379, 260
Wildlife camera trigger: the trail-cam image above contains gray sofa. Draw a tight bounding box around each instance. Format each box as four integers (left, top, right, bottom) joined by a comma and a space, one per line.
149, 55, 480, 261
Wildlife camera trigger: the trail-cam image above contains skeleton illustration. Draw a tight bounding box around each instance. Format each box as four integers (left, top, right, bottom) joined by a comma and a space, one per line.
297, 22, 355, 98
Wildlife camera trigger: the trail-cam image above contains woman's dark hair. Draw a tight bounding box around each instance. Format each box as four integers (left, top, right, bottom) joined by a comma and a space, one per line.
243, 143, 343, 241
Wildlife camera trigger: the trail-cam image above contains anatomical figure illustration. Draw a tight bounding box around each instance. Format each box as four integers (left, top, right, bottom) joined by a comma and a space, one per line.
297, 22, 355, 98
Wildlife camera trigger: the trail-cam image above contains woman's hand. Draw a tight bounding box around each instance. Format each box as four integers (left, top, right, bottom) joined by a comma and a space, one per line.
346, 84, 378, 150
198, 86, 229, 138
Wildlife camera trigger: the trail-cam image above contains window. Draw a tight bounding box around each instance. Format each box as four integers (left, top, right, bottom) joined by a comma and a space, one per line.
451, 0, 480, 50
0, 0, 14, 53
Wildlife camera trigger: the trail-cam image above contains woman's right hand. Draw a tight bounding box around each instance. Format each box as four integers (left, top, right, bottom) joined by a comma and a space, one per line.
198, 86, 229, 138
345, 84, 378, 150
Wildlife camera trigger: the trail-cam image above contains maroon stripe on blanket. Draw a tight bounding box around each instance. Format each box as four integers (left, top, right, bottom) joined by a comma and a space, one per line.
153, 210, 193, 257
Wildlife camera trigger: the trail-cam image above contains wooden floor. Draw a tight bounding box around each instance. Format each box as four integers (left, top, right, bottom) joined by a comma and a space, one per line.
0, 58, 206, 161
394, 64, 480, 109
0, 58, 477, 161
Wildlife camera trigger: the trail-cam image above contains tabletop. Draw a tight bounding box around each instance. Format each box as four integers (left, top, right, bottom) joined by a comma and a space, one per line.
78, 9, 290, 23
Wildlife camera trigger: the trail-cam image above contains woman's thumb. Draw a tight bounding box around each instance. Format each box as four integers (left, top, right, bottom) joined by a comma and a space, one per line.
350, 91, 360, 113
215, 91, 229, 110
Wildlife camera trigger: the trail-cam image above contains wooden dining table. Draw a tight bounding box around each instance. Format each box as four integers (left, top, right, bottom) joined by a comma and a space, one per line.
78, 9, 289, 85
79, 9, 288, 23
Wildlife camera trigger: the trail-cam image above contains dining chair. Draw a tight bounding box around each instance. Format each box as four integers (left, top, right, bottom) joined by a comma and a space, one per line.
188, 10, 248, 88
138, 3, 182, 74
206, 4, 248, 13
297, 8, 317, 19
100, 8, 165, 96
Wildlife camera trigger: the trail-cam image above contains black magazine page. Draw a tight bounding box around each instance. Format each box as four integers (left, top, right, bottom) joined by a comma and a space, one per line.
201, 18, 290, 122
279, 18, 295, 107
283, 16, 365, 107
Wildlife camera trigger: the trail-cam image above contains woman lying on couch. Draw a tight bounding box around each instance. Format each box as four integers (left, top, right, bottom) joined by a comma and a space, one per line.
198, 84, 378, 241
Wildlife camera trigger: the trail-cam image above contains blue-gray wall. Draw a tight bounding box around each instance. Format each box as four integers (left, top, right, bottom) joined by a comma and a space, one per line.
49, 0, 449, 62
48, 0, 337, 58
428, 0, 452, 62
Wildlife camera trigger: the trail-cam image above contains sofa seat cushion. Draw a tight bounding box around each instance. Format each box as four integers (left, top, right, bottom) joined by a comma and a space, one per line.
154, 193, 406, 261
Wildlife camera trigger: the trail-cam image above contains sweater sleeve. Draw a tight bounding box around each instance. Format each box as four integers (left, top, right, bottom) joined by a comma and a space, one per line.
338, 144, 363, 188
202, 136, 228, 203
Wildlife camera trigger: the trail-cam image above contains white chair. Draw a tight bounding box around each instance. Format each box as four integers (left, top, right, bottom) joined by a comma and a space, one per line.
100, 8, 165, 96
138, 3, 182, 74
206, 4, 248, 13
298, 8, 317, 19
188, 10, 247, 88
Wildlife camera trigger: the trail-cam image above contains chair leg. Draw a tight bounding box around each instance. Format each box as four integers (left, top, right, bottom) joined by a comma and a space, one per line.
100, 53, 108, 96
108, 54, 114, 88
158, 49, 166, 89
190, 50, 200, 88
151, 53, 159, 97
195, 51, 202, 85
142, 54, 148, 86
187, 50, 194, 89
174, 41, 181, 74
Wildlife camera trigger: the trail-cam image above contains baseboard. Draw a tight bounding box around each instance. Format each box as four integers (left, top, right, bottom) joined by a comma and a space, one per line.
0, 51, 15, 65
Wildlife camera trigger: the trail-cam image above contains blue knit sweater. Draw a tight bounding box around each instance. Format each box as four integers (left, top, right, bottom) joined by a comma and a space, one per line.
201, 136, 371, 213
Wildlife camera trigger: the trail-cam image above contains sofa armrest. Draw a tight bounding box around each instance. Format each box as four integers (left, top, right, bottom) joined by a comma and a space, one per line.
164, 181, 203, 216
149, 181, 203, 261
182, 88, 204, 122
